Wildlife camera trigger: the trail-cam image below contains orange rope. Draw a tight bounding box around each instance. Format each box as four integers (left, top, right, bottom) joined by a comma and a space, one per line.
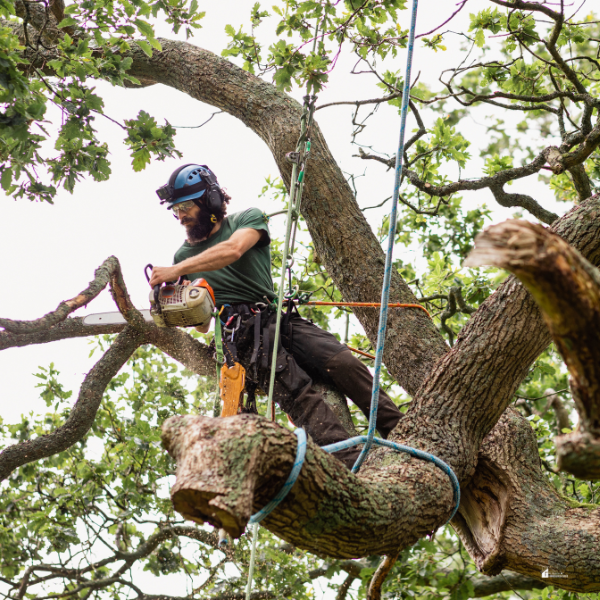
307, 301, 431, 319
347, 345, 375, 360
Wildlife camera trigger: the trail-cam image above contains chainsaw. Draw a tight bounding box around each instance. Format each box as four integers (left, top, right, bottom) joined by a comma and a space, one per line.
82, 264, 215, 328
82, 265, 248, 419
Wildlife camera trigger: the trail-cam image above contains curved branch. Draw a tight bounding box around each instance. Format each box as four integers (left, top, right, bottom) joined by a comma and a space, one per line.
0, 256, 125, 334
0, 325, 143, 481
466, 219, 600, 479
489, 184, 559, 224
161, 414, 455, 557
357, 147, 559, 224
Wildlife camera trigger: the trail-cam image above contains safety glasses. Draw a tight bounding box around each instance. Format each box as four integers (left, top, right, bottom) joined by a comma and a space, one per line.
170, 200, 196, 214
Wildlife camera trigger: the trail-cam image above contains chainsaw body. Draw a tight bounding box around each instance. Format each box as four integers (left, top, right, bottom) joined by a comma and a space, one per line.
149, 278, 215, 328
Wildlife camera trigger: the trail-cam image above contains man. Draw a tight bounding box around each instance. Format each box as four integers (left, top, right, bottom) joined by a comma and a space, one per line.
150, 163, 402, 469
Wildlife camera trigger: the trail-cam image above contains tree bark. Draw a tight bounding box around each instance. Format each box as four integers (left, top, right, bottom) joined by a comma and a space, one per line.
466, 220, 600, 479
161, 414, 455, 557
453, 409, 600, 591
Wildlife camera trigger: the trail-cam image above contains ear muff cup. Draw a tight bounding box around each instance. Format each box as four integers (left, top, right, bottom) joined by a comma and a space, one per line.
205, 185, 225, 214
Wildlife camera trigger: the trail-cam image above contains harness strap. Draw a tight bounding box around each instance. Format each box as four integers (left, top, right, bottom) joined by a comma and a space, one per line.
213, 311, 225, 417
250, 310, 262, 378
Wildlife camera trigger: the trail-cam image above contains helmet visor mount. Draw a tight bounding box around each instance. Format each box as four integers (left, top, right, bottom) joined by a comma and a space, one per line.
156, 183, 174, 204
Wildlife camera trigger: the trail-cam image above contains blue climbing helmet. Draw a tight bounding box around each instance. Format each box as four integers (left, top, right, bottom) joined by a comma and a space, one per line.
156, 164, 224, 213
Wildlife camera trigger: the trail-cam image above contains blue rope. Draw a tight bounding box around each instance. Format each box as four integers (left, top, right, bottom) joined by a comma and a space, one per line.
249, 428, 307, 525
322, 436, 460, 523
351, 0, 420, 475
244, 0, 458, 569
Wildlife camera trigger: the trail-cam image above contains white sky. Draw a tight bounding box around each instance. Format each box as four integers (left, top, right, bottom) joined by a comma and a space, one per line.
0, 2, 569, 595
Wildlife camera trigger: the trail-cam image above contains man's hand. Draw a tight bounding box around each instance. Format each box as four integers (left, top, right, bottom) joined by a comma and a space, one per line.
149, 265, 181, 287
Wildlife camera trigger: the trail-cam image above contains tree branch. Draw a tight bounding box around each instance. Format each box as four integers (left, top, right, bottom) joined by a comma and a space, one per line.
466, 219, 600, 479
0, 257, 126, 334
366, 552, 400, 600
356, 147, 560, 224
454, 409, 600, 591
0, 325, 143, 481
161, 414, 455, 557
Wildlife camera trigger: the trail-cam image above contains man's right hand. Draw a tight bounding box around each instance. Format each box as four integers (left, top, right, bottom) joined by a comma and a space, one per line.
149, 265, 181, 287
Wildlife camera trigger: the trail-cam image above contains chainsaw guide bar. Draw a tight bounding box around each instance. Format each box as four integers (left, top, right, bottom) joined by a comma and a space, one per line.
82, 310, 153, 326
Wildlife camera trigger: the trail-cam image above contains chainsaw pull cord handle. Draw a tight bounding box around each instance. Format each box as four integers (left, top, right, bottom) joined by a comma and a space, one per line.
144, 263, 162, 315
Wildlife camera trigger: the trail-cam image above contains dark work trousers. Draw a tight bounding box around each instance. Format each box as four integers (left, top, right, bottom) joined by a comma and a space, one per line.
236, 311, 402, 469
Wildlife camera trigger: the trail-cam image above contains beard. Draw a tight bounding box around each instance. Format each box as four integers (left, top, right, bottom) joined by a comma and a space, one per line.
182, 207, 217, 243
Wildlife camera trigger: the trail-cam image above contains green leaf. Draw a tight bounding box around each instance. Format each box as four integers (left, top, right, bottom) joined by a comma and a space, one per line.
474, 28, 485, 48
148, 37, 162, 51
135, 39, 153, 57
134, 19, 155, 39
57, 17, 78, 29
1, 168, 12, 191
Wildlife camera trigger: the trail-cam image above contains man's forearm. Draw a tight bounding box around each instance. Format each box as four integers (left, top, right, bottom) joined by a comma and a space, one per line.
149, 228, 262, 288
174, 240, 242, 277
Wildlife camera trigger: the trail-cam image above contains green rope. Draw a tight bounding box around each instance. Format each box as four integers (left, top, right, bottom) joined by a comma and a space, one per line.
244, 52, 318, 600
213, 311, 224, 417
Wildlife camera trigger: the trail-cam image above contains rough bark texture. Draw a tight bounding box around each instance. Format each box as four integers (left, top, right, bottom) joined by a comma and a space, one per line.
466, 220, 600, 479
162, 414, 454, 557
454, 410, 600, 591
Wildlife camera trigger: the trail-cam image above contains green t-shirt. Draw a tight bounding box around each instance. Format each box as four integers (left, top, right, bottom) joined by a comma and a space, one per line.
173, 208, 275, 306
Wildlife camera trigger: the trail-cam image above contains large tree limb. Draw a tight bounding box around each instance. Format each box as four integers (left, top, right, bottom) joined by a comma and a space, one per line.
466, 219, 600, 479
161, 414, 455, 558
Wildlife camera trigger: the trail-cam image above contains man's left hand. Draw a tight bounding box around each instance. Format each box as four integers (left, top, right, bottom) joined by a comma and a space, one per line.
149, 266, 180, 287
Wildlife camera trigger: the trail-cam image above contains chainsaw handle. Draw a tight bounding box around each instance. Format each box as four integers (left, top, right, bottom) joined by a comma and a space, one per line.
144, 263, 153, 283
144, 264, 162, 315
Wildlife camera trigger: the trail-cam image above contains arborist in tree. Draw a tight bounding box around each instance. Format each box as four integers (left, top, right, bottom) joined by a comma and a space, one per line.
149, 164, 402, 468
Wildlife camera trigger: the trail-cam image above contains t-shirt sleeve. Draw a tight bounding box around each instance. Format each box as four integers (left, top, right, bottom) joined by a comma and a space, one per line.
233, 207, 271, 247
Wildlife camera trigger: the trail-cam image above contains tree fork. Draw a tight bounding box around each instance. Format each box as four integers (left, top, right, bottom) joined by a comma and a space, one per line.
466, 219, 600, 480
453, 409, 600, 591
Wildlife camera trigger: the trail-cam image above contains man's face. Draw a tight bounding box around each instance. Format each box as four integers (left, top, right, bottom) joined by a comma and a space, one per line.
172, 198, 215, 242
173, 200, 201, 227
